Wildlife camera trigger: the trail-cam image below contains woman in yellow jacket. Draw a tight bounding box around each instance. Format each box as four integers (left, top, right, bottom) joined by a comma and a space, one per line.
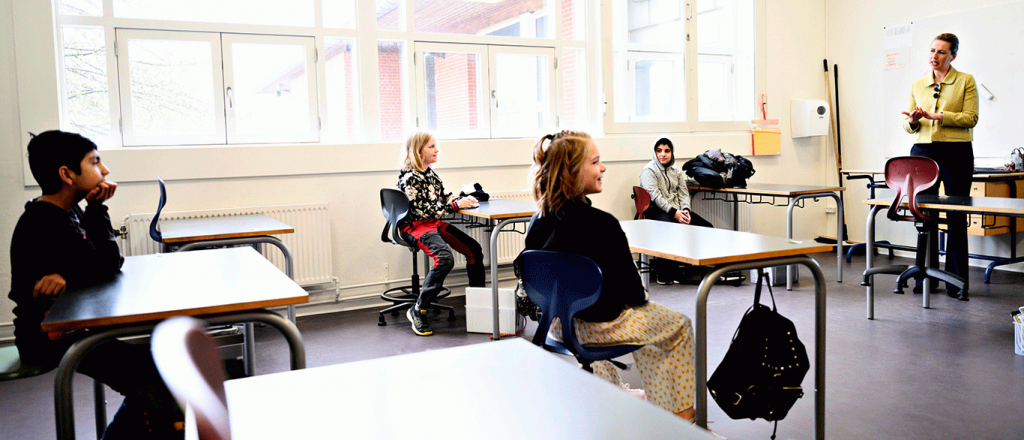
901, 33, 978, 301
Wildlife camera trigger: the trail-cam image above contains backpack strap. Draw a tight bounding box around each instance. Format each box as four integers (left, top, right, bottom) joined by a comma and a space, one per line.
752, 269, 778, 312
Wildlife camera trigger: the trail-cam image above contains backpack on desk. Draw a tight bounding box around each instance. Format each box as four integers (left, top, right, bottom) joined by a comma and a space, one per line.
707, 270, 808, 435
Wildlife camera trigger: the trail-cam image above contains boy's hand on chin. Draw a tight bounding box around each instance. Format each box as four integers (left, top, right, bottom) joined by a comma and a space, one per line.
86, 180, 117, 202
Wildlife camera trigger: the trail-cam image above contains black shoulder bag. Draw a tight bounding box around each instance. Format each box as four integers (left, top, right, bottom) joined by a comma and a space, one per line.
707, 270, 809, 439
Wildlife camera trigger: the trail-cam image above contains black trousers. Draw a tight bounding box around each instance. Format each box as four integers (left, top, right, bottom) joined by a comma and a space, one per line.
643, 205, 714, 276
910, 142, 974, 291
411, 222, 485, 307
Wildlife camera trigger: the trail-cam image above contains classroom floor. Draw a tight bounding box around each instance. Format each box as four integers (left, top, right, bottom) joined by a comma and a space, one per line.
2, 251, 1023, 440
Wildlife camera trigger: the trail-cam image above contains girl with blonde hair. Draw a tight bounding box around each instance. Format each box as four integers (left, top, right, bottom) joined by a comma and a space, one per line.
524, 130, 697, 421
397, 132, 485, 336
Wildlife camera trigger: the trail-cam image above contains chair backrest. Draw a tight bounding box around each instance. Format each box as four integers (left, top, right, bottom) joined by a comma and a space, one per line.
631, 186, 651, 220
152, 317, 231, 440
380, 188, 415, 249
884, 156, 939, 223
149, 176, 167, 243
519, 250, 604, 357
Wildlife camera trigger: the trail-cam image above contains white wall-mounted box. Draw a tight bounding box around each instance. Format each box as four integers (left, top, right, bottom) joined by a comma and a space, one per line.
791, 99, 830, 137
465, 287, 517, 334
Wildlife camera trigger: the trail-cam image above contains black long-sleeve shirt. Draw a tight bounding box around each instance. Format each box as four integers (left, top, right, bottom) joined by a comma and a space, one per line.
524, 199, 647, 322
8, 199, 123, 366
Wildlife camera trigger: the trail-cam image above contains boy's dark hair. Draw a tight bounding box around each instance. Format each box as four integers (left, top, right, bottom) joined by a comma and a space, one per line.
653, 137, 675, 168
27, 130, 98, 195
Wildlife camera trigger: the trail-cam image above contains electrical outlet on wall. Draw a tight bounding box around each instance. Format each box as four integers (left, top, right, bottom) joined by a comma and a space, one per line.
825, 206, 837, 214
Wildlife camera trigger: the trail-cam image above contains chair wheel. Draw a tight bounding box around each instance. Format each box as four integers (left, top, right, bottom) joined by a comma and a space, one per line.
378, 316, 387, 326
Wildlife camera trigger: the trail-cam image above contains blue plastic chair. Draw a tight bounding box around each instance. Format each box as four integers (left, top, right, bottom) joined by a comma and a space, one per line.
519, 250, 642, 372
149, 176, 167, 243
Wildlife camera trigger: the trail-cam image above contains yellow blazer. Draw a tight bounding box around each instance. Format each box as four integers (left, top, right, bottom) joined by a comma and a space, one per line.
902, 66, 979, 143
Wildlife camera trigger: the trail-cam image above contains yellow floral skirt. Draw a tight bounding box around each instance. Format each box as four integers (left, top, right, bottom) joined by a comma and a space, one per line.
550, 301, 695, 413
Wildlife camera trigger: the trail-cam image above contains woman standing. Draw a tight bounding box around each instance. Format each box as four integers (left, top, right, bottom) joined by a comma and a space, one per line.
525, 130, 697, 421
398, 132, 485, 336
900, 33, 978, 301
640, 137, 714, 284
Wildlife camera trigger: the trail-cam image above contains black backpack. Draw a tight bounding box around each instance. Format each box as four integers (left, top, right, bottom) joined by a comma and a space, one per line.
707, 270, 809, 438
681, 149, 755, 188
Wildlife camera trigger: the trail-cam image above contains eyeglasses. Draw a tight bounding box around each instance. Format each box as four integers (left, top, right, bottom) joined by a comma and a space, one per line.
933, 84, 941, 99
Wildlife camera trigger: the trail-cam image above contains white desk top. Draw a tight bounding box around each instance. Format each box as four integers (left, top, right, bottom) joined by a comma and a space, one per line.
457, 198, 537, 220
159, 214, 294, 243
621, 220, 832, 265
41, 247, 308, 332
224, 339, 716, 440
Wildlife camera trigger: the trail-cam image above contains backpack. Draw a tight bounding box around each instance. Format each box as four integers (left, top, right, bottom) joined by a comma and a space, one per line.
681, 149, 755, 188
707, 270, 809, 438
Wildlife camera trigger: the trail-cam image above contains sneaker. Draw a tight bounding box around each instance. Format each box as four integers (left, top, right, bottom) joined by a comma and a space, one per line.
406, 306, 433, 336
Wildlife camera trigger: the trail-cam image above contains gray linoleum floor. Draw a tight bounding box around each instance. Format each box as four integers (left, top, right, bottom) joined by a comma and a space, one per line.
2, 251, 1024, 440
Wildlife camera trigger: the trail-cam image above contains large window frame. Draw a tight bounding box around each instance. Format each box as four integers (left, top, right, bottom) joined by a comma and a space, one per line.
601, 0, 765, 134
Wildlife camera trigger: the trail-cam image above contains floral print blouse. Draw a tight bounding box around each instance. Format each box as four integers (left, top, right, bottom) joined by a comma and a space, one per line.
397, 167, 459, 222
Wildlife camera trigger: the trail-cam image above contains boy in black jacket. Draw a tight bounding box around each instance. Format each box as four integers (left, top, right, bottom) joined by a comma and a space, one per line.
8, 131, 182, 439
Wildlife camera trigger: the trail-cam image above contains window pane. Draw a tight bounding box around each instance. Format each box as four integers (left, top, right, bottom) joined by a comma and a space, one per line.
697, 0, 754, 121
228, 41, 315, 141
323, 0, 356, 28
492, 52, 550, 137
378, 41, 407, 142
124, 38, 218, 140
414, 0, 552, 38
60, 0, 102, 16
62, 26, 110, 146
376, 1, 402, 31
113, 0, 314, 27
422, 50, 483, 135
614, 54, 685, 122
560, 0, 584, 41
324, 38, 357, 142
560, 48, 586, 129
621, 0, 684, 45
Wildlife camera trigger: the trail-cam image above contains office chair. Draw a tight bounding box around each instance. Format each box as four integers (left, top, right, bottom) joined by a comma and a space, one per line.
862, 156, 966, 298
631, 186, 651, 220
152, 316, 231, 440
378, 188, 456, 326
519, 250, 642, 373
150, 176, 167, 244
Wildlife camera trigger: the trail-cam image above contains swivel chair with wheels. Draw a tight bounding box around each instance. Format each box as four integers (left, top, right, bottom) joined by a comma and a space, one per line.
378, 188, 456, 326
519, 250, 642, 373
862, 156, 967, 300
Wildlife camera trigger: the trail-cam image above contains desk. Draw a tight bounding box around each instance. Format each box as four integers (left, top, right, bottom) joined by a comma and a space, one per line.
688, 183, 845, 289
456, 199, 537, 339
224, 338, 716, 440
41, 247, 308, 440
620, 220, 830, 439
862, 195, 1024, 318
846, 170, 1024, 282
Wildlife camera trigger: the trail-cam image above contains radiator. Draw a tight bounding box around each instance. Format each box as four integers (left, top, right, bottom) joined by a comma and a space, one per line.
448, 190, 533, 267
690, 196, 752, 231
120, 203, 334, 287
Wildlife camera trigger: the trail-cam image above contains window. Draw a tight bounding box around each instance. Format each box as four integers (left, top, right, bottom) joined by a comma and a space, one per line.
413, 43, 556, 140
53, 1, 587, 147
604, 0, 757, 133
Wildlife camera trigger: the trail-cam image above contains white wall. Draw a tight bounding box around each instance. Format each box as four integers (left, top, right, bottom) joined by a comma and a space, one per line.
826, 0, 1024, 270
0, 0, 831, 341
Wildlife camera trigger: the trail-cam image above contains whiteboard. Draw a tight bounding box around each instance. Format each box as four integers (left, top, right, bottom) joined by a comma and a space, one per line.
881, 1, 1024, 161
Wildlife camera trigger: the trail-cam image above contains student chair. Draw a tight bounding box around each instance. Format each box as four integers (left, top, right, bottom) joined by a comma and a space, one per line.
150, 176, 167, 244
152, 316, 231, 440
862, 156, 967, 298
378, 188, 456, 326
519, 250, 642, 373
631, 186, 651, 220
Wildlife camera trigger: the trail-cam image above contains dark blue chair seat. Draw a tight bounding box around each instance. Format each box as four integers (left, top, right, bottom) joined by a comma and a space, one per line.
519, 250, 641, 372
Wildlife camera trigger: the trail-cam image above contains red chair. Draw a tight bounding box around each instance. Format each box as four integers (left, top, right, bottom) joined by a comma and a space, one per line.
631, 186, 651, 220
862, 156, 966, 297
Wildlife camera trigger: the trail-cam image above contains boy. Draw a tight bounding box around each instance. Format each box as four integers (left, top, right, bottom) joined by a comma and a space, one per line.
8, 130, 182, 439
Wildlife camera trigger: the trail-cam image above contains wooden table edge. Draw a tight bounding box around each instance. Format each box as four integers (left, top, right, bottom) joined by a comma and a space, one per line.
629, 245, 833, 266
688, 186, 845, 196
161, 228, 295, 243
40, 296, 308, 332
458, 210, 535, 220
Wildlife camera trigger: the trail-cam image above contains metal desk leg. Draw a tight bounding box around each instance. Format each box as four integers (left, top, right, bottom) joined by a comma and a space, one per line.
786, 193, 844, 290
639, 253, 650, 292
53, 310, 305, 440
694, 256, 826, 440
865, 205, 882, 319
490, 218, 528, 340
94, 380, 105, 439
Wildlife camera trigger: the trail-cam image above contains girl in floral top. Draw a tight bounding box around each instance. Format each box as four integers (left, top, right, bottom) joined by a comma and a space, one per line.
397, 132, 485, 336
